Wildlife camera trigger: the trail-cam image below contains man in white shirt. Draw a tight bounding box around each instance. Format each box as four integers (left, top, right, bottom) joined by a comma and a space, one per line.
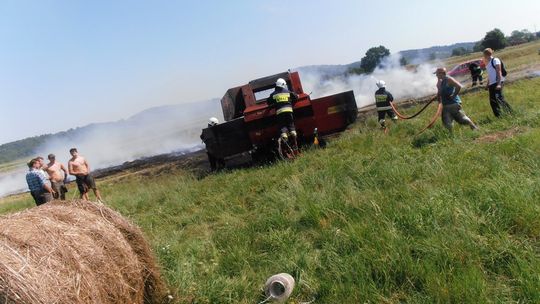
483, 48, 513, 117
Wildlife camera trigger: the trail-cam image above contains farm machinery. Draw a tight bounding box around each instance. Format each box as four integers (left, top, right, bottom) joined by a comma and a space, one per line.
200, 71, 358, 165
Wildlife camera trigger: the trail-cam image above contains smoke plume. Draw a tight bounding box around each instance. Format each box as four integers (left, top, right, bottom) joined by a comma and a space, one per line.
0, 99, 222, 197
2, 56, 440, 197
297, 54, 439, 108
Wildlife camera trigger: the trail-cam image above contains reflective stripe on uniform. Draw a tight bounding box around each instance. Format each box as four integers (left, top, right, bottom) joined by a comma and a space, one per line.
376, 106, 392, 111
375, 94, 387, 102
273, 93, 291, 103
276, 106, 293, 114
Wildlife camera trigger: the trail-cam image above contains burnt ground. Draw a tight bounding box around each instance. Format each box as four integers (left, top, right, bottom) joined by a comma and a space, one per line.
92, 150, 211, 180
92, 149, 256, 181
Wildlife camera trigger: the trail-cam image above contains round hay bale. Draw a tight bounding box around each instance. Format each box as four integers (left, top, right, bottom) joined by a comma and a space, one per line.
0, 200, 168, 304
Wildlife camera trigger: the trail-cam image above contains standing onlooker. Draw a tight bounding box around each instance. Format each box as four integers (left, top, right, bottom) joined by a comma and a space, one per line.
68, 148, 103, 202
483, 48, 513, 117
374, 80, 398, 129
26, 158, 54, 205
435, 68, 478, 131
468, 61, 483, 87
45, 153, 69, 200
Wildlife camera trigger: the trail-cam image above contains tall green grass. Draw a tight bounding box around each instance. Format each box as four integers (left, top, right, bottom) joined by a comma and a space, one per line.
106, 76, 540, 303
2, 67, 540, 303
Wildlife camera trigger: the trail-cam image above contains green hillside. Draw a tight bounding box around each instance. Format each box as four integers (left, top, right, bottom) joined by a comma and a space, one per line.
2, 42, 540, 303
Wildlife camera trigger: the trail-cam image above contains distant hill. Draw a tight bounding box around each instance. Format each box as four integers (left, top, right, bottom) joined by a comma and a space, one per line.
296, 41, 477, 75
399, 42, 477, 63
0, 99, 221, 165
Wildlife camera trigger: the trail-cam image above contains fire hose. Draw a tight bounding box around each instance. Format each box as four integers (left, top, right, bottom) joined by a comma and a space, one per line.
416, 102, 443, 135
389, 96, 437, 120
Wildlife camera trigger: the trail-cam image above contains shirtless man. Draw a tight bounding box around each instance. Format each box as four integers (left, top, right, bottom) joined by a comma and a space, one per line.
68, 148, 103, 201
45, 153, 69, 200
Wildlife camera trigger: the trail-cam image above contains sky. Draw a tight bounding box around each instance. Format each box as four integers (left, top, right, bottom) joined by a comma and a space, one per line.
0, 0, 539, 145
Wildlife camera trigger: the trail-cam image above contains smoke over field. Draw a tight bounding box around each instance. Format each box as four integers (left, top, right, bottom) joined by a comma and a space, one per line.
0, 99, 222, 197
1, 57, 440, 197
298, 55, 439, 107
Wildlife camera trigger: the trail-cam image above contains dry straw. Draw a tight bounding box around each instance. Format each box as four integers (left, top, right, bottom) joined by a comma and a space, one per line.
0, 200, 169, 304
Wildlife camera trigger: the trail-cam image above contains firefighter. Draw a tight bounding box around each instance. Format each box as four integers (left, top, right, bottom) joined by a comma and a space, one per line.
200, 117, 225, 171
267, 78, 299, 152
374, 80, 397, 129
468, 61, 483, 86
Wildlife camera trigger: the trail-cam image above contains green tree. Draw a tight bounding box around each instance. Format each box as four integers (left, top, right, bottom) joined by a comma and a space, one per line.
360, 46, 390, 73
508, 30, 527, 45
481, 28, 507, 50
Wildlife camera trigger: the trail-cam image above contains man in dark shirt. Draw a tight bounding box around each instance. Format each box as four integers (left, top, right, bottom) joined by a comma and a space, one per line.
468, 62, 483, 87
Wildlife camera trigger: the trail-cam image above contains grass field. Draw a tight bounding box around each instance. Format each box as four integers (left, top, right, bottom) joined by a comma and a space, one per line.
0, 159, 26, 173
1, 42, 540, 303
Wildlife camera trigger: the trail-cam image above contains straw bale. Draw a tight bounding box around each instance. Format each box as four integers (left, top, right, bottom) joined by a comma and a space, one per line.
0, 200, 168, 304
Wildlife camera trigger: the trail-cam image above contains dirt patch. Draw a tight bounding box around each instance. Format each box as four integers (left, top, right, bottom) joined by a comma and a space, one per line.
476, 127, 524, 143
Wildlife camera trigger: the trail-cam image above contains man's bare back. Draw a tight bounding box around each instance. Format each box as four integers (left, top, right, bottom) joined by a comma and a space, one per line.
68, 156, 89, 176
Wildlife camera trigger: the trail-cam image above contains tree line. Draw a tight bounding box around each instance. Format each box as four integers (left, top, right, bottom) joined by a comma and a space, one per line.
350, 28, 539, 75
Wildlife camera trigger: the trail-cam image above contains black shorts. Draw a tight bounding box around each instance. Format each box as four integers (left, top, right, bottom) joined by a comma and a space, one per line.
75, 174, 97, 194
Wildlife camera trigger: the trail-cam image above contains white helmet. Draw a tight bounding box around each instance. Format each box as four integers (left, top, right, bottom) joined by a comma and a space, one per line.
208, 117, 219, 126
376, 80, 386, 89
275, 78, 287, 89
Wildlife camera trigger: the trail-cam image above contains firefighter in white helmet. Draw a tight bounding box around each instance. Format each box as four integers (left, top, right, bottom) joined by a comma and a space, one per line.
208, 117, 219, 126
374, 80, 398, 129
200, 117, 225, 171
267, 78, 299, 152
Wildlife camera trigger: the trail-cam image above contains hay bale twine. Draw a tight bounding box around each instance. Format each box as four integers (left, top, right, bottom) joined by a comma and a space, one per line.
0, 200, 168, 304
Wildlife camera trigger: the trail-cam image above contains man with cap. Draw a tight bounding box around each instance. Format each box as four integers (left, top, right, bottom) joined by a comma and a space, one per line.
435, 67, 478, 131
45, 153, 69, 200
374, 80, 398, 129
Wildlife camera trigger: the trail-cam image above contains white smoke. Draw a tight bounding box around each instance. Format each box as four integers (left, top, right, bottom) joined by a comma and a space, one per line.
0, 99, 222, 197
0, 168, 28, 197
297, 54, 439, 108
1, 57, 442, 197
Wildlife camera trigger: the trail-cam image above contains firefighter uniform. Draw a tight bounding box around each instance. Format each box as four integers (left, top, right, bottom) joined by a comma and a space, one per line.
268, 87, 298, 138
468, 62, 483, 86
375, 88, 397, 128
